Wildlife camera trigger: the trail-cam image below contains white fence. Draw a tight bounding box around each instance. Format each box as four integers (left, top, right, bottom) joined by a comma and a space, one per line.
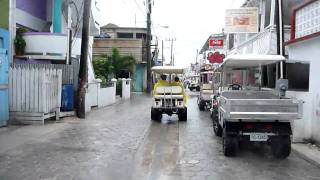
85, 79, 117, 112
9, 66, 62, 124
121, 78, 131, 99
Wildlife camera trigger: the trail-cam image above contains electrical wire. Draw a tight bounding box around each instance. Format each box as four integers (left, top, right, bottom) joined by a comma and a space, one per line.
134, 0, 147, 18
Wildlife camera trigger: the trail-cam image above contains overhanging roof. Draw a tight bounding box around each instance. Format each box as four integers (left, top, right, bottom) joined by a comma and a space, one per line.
221, 54, 286, 68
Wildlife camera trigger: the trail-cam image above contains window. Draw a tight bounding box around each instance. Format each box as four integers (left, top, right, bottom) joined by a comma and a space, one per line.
0, 37, 3, 48
286, 62, 309, 91
117, 33, 133, 38
136, 33, 146, 39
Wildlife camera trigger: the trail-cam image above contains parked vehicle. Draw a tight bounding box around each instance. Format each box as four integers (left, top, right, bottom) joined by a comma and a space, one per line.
151, 66, 187, 122
188, 75, 200, 91
212, 55, 302, 158
197, 71, 220, 111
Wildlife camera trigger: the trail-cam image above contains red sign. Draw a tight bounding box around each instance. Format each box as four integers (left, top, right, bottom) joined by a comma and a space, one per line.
209, 39, 224, 48
207, 52, 225, 64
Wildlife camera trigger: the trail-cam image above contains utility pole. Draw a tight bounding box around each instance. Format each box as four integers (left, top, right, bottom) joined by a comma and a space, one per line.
196, 49, 198, 64
275, 0, 285, 79
146, 0, 152, 94
166, 38, 176, 66
170, 39, 173, 65
77, 0, 91, 118
161, 40, 164, 66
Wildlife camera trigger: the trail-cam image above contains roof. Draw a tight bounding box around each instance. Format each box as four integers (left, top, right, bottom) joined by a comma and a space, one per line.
199, 33, 226, 54
101, 23, 147, 31
151, 66, 186, 74
221, 54, 286, 68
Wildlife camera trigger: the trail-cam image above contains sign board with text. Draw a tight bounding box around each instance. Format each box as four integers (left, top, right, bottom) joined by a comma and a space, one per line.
209, 39, 224, 48
225, 8, 259, 33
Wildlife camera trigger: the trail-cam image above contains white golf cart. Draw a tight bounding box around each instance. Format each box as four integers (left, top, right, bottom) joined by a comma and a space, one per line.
213, 55, 302, 158
151, 66, 187, 122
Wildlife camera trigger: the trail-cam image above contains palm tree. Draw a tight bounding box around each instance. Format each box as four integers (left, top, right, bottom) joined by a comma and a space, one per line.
93, 48, 136, 81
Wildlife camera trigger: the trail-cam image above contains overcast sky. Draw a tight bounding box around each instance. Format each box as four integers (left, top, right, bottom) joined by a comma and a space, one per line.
96, 0, 245, 67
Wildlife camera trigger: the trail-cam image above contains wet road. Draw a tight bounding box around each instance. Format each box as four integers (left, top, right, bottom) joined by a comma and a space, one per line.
0, 93, 320, 180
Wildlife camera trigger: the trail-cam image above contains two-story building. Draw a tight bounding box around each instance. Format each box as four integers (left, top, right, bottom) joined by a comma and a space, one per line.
285, 0, 320, 144
225, 0, 312, 142
93, 23, 148, 92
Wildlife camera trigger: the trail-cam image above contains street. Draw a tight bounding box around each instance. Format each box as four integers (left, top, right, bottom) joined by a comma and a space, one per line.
0, 92, 320, 180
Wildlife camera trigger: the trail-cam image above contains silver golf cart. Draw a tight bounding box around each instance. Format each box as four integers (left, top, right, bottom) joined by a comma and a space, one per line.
151, 66, 187, 122
197, 71, 221, 111
213, 55, 302, 158
188, 75, 200, 91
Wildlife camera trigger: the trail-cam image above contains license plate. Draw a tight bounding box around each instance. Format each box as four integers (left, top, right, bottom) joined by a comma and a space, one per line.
250, 133, 269, 142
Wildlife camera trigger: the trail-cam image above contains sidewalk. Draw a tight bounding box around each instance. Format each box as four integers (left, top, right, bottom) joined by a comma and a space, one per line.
292, 143, 320, 168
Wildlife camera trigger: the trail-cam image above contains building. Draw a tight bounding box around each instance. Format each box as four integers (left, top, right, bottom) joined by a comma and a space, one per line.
225, 0, 312, 142
93, 23, 148, 92
0, 0, 10, 126
285, 0, 320, 143
0, 0, 102, 123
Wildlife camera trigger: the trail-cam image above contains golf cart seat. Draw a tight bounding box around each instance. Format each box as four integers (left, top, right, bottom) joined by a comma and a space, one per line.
202, 84, 212, 90
154, 86, 184, 99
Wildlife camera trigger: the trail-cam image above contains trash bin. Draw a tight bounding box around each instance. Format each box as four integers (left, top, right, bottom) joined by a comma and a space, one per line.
61, 84, 74, 111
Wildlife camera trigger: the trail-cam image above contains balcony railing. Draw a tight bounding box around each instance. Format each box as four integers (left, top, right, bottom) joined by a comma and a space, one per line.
229, 25, 291, 55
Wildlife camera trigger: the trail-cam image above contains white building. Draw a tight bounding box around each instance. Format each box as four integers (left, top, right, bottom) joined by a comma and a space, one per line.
285, 0, 320, 143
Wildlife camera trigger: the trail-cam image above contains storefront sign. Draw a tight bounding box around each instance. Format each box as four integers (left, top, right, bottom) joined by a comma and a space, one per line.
209, 39, 224, 48
207, 52, 225, 64
225, 8, 259, 33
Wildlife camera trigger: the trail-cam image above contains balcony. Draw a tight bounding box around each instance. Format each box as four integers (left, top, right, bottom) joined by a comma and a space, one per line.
229, 25, 291, 55
18, 32, 81, 61
21, 33, 67, 60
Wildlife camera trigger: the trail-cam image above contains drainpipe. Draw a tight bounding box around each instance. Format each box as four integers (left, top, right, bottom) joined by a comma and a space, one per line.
53, 0, 62, 33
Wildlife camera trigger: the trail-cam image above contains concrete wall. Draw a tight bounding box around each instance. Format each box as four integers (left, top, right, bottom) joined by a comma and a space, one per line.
0, 0, 9, 29
287, 36, 320, 143
85, 80, 117, 113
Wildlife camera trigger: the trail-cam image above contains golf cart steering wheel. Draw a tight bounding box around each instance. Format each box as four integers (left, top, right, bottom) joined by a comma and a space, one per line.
228, 83, 242, 90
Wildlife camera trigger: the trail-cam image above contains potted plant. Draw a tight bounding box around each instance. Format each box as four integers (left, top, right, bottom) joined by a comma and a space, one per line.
14, 28, 27, 56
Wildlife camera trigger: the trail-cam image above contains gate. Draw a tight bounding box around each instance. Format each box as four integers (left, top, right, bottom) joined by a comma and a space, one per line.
0, 48, 9, 126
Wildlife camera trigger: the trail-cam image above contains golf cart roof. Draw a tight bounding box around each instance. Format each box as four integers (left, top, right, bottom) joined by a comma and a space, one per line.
221, 54, 286, 68
151, 66, 185, 74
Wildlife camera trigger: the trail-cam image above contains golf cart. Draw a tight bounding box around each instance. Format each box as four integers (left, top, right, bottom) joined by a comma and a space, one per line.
151, 66, 187, 122
212, 55, 302, 158
188, 75, 200, 91
197, 71, 221, 111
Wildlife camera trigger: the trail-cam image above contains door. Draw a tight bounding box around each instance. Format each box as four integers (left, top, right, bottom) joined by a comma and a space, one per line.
134, 64, 144, 92
0, 48, 9, 126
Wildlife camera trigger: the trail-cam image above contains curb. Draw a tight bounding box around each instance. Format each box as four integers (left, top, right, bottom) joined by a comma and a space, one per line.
292, 144, 320, 168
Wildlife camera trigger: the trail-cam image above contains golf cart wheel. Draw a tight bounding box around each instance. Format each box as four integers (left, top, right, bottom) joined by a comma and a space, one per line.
213, 119, 222, 137
271, 135, 291, 159
151, 108, 162, 122
222, 128, 238, 157
189, 87, 194, 91
198, 100, 205, 111
178, 108, 187, 121
196, 86, 200, 91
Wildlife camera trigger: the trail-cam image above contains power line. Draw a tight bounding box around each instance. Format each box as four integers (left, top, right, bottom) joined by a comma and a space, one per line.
134, 0, 147, 18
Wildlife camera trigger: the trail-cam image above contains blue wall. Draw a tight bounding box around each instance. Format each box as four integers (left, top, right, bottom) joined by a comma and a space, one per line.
53, 0, 62, 33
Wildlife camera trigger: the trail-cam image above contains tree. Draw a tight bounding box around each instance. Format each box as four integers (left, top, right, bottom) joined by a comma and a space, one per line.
93, 48, 136, 85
